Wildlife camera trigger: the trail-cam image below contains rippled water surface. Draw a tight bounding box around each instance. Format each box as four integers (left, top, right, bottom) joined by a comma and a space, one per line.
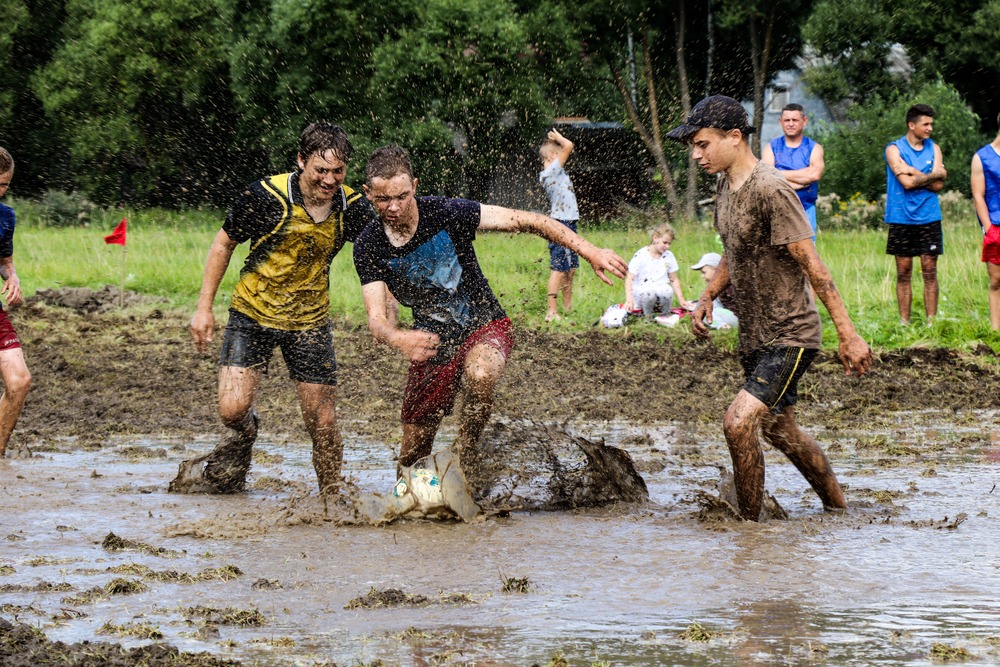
1, 413, 998, 665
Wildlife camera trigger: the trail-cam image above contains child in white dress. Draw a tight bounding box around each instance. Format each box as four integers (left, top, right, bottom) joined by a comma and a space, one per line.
624, 223, 693, 324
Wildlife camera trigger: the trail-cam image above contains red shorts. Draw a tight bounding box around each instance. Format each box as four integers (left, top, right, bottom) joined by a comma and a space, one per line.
0, 310, 21, 350
983, 224, 1000, 265
401, 318, 515, 426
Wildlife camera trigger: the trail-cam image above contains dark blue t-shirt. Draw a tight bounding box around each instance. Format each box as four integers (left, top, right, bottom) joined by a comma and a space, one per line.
0, 203, 15, 258
353, 196, 506, 360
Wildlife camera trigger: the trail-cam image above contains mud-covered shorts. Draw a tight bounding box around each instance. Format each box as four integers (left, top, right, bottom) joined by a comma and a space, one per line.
983, 223, 1000, 265
0, 309, 20, 350
548, 220, 580, 272
740, 346, 818, 414
402, 318, 514, 425
219, 309, 337, 385
886, 220, 943, 257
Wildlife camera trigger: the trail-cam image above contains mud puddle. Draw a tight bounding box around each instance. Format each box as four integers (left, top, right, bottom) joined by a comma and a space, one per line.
2, 416, 999, 666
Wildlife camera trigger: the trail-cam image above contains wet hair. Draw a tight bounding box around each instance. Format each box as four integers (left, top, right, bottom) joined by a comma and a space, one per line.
906, 104, 935, 124
650, 222, 675, 243
781, 103, 805, 116
298, 122, 352, 164
366, 145, 413, 184
0, 147, 12, 174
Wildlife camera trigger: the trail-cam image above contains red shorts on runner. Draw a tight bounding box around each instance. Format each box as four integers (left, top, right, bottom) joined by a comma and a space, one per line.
401, 318, 515, 426
0, 310, 21, 350
983, 224, 1000, 265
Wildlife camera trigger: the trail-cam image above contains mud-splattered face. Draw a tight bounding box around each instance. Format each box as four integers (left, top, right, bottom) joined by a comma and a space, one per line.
365, 173, 418, 227
296, 149, 347, 204
689, 128, 740, 175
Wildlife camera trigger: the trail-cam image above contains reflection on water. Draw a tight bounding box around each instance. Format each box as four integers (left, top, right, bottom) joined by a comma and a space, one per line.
1, 413, 998, 666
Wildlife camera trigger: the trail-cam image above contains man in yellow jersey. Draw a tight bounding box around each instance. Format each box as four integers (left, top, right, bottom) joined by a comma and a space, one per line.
170, 122, 374, 497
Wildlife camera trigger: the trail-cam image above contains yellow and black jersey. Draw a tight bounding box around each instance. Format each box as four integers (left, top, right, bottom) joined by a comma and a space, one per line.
223, 172, 375, 330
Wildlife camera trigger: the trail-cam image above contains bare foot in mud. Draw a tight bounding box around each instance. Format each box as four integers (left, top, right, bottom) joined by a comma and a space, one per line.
168, 411, 258, 494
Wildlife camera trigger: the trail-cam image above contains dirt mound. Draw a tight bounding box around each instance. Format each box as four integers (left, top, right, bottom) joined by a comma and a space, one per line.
29, 285, 165, 312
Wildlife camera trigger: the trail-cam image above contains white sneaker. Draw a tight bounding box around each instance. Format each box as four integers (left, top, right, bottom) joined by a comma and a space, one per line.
654, 313, 680, 327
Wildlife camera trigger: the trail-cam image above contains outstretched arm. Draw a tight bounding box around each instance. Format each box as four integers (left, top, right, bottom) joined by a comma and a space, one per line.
190, 229, 238, 353
361, 281, 439, 362
786, 239, 872, 376
0, 256, 21, 306
478, 205, 627, 285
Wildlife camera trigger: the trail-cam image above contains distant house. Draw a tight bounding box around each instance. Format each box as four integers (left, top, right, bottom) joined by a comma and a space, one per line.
486, 118, 653, 220
742, 68, 835, 147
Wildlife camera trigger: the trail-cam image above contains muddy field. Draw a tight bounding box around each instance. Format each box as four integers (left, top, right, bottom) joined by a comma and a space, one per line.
2, 292, 1000, 666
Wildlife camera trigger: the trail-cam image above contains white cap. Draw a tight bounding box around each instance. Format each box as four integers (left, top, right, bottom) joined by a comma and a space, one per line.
691, 252, 722, 270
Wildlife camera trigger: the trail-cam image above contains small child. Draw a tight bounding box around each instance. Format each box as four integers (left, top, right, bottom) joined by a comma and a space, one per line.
538, 129, 580, 322
624, 223, 693, 324
0, 147, 32, 457
690, 252, 739, 330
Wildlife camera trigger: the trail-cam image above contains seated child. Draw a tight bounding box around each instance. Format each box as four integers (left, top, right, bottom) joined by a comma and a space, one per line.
690, 252, 739, 330
624, 222, 694, 322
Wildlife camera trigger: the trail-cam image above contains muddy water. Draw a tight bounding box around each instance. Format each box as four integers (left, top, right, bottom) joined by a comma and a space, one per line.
2, 415, 999, 666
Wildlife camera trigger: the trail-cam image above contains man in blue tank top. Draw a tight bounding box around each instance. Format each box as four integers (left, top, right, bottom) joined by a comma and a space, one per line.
762, 103, 824, 236
885, 104, 947, 325
971, 111, 1000, 330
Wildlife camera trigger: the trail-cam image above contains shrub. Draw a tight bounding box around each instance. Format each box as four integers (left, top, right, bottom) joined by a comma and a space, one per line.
37, 189, 100, 227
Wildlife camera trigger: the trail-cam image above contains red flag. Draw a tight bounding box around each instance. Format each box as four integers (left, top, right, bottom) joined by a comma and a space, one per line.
104, 218, 127, 245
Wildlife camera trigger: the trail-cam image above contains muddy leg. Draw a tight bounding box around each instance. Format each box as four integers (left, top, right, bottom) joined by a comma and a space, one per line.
297, 382, 342, 496
894, 256, 913, 324
0, 347, 30, 457
762, 406, 845, 511
722, 390, 770, 521
562, 268, 576, 312
400, 420, 441, 470
170, 366, 260, 493
455, 343, 507, 457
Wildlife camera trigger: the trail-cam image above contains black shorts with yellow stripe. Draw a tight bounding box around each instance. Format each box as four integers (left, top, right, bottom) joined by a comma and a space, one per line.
740, 346, 818, 414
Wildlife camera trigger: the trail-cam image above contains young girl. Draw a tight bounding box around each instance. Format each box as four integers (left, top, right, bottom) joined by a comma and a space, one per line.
624, 223, 693, 323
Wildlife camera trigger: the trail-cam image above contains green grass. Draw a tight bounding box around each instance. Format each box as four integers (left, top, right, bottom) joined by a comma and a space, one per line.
7, 197, 1000, 352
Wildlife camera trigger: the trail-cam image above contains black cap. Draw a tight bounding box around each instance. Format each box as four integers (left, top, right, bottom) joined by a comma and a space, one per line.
666, 95, 756, 143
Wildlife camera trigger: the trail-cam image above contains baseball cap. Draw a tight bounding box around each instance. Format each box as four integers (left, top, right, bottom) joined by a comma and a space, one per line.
691, 252, 722, 270
666, 95, 756, 143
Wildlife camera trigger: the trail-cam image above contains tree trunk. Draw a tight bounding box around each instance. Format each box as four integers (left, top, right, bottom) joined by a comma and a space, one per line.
674, 0, 697, 219
748, 1, 777, 157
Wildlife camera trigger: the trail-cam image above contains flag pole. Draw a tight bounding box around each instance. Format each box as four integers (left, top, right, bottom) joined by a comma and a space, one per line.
119, 247, 126, 309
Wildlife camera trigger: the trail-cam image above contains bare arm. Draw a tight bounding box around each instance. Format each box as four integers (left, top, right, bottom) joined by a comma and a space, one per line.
546, 129, 574, 167
190, 229, 239, 353
785, 239, 872, 376
971, 153, 990, 231
623, 271, 636, 310
0, 256, 21, 306
761, 142, 775, 166
691, 256, 731, 338
361, 281, 439, 362
668, 271, 693, 310
886, 144, 946, 190
478, 205, 627, 285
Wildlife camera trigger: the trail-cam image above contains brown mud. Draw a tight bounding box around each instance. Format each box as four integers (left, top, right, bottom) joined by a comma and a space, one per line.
9, 290, 1000, 451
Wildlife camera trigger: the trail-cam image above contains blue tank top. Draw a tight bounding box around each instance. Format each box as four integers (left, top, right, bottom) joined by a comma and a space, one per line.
976, 144, 1000, 226
884, 136, 942, 225
769, 135, 818, 207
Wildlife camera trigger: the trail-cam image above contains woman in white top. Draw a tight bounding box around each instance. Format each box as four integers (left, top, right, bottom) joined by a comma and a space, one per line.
624, 222, 694, 321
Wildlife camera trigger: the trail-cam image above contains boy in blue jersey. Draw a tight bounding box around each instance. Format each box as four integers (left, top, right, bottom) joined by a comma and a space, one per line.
762, 104, 824, 235
885, 104, 947, 325
971, 111, 1000, 330
354, 145, 626, 474
0, 148, 31, 458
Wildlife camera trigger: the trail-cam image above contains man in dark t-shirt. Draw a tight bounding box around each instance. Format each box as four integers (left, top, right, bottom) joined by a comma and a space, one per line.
354, 145, 626, 478
668, 96, 872, 521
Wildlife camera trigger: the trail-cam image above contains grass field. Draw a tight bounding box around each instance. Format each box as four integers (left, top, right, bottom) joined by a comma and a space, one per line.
8, 197, 999, 352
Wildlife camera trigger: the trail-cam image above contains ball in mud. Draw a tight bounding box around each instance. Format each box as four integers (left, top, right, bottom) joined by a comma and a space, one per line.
393, 468, 443, 505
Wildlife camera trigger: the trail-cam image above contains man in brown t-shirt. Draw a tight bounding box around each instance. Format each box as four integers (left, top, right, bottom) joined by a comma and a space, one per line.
668, 95, 873, 522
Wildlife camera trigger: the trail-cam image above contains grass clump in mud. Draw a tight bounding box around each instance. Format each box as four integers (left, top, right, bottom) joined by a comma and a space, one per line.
680, 621, 721, 641
2, 581, 74, 593
62, 577, 146, 605
97, 621, 164, 639
0, 565, 14, 576
500, 573, 531, 593
250, 636, 296, 647
185, 605, 266, 626
102, 531, 183, 558
346, 587, 429, 609
929, 642, 974, 661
